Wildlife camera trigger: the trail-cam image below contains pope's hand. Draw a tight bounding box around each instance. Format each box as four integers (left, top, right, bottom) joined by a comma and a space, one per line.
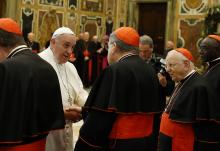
64, 106, 82, 122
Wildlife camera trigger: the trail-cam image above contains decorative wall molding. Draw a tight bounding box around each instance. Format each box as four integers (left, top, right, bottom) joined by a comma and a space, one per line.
17, 0, 128, 48
180, 0, 208, 15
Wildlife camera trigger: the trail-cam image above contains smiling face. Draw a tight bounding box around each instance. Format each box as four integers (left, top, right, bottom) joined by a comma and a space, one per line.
50, 34, 76, 64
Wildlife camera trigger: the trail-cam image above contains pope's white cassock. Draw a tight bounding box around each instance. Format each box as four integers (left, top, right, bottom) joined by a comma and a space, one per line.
39, 47, 88, 151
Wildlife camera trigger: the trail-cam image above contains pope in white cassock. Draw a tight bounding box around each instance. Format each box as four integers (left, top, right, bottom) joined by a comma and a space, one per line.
39, 27, 88, 151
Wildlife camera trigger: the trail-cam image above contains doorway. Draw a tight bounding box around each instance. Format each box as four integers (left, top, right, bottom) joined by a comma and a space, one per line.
138, 2, 167, 55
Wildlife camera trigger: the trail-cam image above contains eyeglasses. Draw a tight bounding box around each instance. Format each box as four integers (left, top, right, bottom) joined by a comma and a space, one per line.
165, 61, 184, 70
165, 63, 178, 69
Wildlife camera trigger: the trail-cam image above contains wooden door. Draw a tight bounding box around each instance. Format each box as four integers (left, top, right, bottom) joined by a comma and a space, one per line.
138, 3, 167, 55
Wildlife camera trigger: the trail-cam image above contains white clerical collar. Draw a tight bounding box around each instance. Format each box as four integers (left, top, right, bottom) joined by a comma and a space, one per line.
184, 69, 196, 79
49, 47, 63, 65
118, 52, 138, 62
207, 57, 220, 66
7, 45, 28, 57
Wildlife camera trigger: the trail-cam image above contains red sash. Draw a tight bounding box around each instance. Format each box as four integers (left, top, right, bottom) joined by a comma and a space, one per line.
160, 113, 194, 151
109, 114, 154, 139
0, 138, 46, 151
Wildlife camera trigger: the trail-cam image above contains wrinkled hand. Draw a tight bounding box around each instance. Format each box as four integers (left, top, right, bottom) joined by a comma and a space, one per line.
158, 73, 167, 87
64, 106, 82, 122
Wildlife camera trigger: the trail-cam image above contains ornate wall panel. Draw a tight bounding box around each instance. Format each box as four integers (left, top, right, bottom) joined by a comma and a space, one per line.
21, 8, 34, 41
38, 9, 63, 47
105, 0, 116, 35
178, 19, 204, 65
81, 0, 103, 12
17, 0, 127, 49
67, 12, 77, 32
80, 15, 102, 38
116, 0, 127, 27
175, 0, 211, 66
180, 0, 208, 15
39, 0, 64, 6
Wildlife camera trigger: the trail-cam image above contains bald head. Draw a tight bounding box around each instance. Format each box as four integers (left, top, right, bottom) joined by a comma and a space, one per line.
28, 32, 34, 42
166, 41, 174, 51
92, 35, 98, 42
84, 32, 90, 41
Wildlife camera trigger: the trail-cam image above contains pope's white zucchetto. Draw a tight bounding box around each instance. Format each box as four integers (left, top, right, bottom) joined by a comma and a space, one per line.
52, 27, 75, 39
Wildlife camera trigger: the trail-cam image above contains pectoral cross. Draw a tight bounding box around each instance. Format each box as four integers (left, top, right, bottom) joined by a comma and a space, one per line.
68, 96, 72, 106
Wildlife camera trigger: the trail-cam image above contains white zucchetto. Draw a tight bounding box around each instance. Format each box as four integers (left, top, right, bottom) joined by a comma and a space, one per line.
52, 27, 75, 39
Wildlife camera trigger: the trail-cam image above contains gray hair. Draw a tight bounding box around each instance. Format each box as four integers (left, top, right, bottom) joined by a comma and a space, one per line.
109, 33, 139, 52
140, 35, 154, 48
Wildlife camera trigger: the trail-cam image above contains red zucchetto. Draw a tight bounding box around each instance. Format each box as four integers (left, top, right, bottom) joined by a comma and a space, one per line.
0, 18, 22, 35
114, 27, 139, 47
175, 48, 194, 62
208, 34, 220, 43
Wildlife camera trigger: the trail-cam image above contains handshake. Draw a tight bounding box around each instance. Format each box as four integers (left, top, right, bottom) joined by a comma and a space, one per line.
64, 105, 82, 123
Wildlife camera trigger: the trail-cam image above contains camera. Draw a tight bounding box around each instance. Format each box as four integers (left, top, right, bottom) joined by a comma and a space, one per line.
159, 58, 166, 76
152, 57, 167, 76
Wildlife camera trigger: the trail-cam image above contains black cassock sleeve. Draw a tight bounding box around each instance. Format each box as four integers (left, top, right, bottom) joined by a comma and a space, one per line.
0, 65, 3, 105
74, 110, 116, 151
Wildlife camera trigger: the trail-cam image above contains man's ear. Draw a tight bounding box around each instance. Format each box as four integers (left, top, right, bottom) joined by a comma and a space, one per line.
50, 39, 55, 44
50, 39, 56, 48
183, 60, 190, 68
111, 42, 118, 53
113, 42, 117, 47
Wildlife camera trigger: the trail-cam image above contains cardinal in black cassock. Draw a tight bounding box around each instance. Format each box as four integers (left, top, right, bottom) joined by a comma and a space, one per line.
74, 27, 163, 151
194, 35, 220, 151
0, 18, 64, 151
158, 48, 212, 151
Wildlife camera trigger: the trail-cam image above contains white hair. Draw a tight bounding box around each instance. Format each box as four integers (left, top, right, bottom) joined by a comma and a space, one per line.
166, 50, 194, 69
